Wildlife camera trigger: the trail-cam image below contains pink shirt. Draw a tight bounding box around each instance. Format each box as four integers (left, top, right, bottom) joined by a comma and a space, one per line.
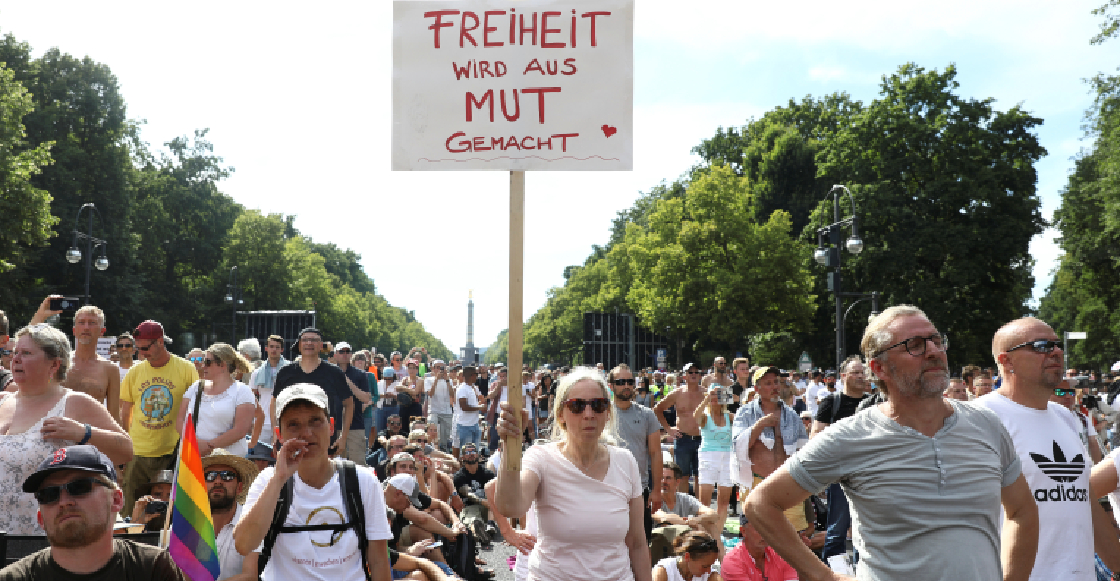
523, 442, 643, 581
720, 543, 799, 581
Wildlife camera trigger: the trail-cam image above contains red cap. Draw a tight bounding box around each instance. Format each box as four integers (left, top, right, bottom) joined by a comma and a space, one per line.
134, 320, 166, 341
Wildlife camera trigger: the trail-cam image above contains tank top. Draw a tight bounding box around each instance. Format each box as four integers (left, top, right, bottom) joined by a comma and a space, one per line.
698, 411, 732, 452
655, 557, 711, 581
0, 391, 77, 534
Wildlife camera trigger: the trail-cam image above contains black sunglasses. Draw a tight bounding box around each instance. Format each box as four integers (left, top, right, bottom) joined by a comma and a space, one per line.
337, 349, 352, 354
612, 378, 635, 386
561, 398, 610, 414
137, 341, 156, 352
1054, 388, 1077, 397
203, 358, 220, 367
1008, 340, 1062, 354
34, 477, 108, 505
205, 470, 238, 482
116, 343, 134, 349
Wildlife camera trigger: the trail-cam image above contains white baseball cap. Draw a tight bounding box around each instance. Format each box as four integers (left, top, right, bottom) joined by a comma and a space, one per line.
335, 341, 352, 352
385, 474, 423, 508
276, 383, 329, 418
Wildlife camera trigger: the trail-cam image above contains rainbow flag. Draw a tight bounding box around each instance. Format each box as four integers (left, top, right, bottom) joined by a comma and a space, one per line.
168, 414, 220, 581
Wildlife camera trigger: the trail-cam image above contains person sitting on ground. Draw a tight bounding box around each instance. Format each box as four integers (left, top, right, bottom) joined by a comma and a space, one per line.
451, 443, 494, 545
393, 450, 462, 528
0, 445, 186, 580
382, 472, 469, 577
130, 469, 173, 530
371, 415, 408, 462
651, 530, 723, 581
720, 515, 798, 581
407, 430, 459, 474
650, 462, 720, 562
376, 435, 409, 480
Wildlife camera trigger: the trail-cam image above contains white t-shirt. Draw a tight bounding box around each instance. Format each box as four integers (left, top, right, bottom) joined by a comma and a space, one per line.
249, 361, 286, 445
456, 384, 481, 426
804, 382, 820, 415
181, 380, 257, 457
116, 363, 133, 383
494, 385, 532, 413
975, 392, 1093, 581
425, 377, 455, 415
246, 464, 393, 581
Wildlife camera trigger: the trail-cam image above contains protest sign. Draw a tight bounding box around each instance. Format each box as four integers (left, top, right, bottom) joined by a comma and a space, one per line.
393, 0, 633, 171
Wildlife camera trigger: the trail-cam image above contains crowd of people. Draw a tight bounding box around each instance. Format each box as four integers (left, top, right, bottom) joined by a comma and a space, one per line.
3, 296, 1120, 581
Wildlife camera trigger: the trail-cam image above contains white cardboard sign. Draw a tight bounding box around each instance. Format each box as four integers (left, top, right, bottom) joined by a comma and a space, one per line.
393, 0, 633, 171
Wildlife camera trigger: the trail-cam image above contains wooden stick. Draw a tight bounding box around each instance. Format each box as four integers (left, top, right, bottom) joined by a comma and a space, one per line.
503, 170, 525, 473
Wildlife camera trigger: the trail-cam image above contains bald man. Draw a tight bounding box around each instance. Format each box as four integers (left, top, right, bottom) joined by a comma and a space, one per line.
976, 317, 1120, 580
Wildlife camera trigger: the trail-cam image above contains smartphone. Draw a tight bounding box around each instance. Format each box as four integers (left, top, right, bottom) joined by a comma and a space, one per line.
49, 297, 82, 312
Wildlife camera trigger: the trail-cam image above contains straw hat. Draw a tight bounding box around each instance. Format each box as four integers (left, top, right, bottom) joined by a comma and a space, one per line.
201, 449, 261, 504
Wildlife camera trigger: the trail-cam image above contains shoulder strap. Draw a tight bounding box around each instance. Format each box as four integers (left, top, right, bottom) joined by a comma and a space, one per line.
257, 475, 294, 576
191, 381, 204, 428
336, 458, 370, 581
829, 392, 842, 425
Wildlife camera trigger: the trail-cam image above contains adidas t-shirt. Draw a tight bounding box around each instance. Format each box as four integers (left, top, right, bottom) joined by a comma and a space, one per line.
975, 392, 1093, 581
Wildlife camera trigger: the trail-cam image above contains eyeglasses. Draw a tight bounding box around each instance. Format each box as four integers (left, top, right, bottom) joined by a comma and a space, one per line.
561, 398, 610, 414
337, 349, 351, 354
189, 356, 204, 363
1007, 339, 1062, 354
203, 358, 220, 367
1054, 388, 1077, 397
612, 378, 635, 386
414, 439, 428, 444
205, 470, 238, 482
875, 333, 949, 358
137, 341, 156, 352
116, 343, 134, 349
396, 463, 416, 470
686, 371, 701, 375
34, 477, 108, 505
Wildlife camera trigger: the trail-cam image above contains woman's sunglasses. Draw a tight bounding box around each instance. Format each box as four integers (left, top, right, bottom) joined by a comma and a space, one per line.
561, 398, 610, 414
34, 477, 108, 505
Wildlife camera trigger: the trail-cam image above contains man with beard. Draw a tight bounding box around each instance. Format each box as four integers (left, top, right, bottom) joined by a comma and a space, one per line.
203, 449, 261, 581
746, 305, 1038, 581
610, 363, 663, 538
0, 445, 187, 580
451, 443, 495, 545
977, 317, 1120, 580
31, 299, 121, 427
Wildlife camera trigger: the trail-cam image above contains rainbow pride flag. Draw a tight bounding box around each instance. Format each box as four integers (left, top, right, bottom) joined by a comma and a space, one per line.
168, 414, 220, 581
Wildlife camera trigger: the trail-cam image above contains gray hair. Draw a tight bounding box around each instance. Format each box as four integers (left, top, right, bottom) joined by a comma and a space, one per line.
548, 366, 619, 446
861, 305, 927, 362
15, 324, 71, 381
237, 338, 262, 361
73, 305, 106, 328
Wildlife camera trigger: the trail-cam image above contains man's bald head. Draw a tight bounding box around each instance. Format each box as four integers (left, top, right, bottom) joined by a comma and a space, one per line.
992, 317, 1053, 371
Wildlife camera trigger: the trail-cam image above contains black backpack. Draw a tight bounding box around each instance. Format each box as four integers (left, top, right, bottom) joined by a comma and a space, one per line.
257, 459, 370, 580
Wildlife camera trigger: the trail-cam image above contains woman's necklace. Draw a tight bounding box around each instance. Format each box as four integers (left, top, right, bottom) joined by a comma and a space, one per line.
564, 443, 601, 472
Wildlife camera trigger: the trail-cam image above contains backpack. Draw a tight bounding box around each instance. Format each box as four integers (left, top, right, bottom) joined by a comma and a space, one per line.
257, 459, 369, 581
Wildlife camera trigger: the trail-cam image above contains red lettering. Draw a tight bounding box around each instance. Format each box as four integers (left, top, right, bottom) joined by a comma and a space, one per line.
446, 132, 469, 153
466, 90, 494, 122
541, 11, 564, 48
483, 11, 505, 46
495, 61, 508, 76
452, 61, 471, 80
536, 136, 553, 150
506, 136, 522, 151
491, 137, 506, 150
523, 59, 545, 75
509, 9, 516, 44
571, 11, 577, 48
562, 58, 577, 75
546, 60, 558, 75
460, 12, 480, 47
500, 89, 520, 121
519, 12, 537, 46
480, 61, 492, 77
581, 11, 611, 46
521, 136, 536, 150
424, 10, 459, 49
473, 136, 491, 151
552, 133, 578, 152
521, 87, 561, 123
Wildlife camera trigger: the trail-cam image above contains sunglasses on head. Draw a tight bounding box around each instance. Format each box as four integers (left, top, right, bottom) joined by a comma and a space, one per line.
1008, 339, 1062, 354
34, 477, 108, 505
561, 398, 610, 414
116, 343, 133, 349
1054, 388, 1077, 397
205, 470, 238, 482
612, 378, 635, 386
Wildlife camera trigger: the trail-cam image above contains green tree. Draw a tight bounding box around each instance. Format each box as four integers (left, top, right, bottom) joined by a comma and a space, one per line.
485, 328, 509, 365
222, 210, 295, 310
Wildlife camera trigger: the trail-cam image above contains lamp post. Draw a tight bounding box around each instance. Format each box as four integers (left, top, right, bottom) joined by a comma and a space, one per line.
224, 266, 244, 343
65, 203, 109, 305
813, 185, 871, 372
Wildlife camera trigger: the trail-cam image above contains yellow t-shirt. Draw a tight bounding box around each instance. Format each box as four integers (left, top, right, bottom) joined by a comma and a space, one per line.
120, 355, 199, 457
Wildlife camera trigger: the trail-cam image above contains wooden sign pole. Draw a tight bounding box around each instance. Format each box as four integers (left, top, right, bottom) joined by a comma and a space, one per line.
503, 170, 525, 473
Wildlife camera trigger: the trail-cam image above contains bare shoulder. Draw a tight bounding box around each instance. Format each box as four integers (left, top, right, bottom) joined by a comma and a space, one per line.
64, 390, 110, 417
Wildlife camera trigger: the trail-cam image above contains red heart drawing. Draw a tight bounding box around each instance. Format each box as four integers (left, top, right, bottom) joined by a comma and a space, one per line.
601, 124, 617, 138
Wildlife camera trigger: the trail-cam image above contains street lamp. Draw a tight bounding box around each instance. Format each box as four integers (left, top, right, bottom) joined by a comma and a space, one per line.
225, 266, 244, 343
814, 185, 875, 371
66, 203, 109, 305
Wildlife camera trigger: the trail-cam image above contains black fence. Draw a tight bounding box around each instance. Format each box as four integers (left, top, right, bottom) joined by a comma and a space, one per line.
239, 310, 317, 356
582, 312, 669, 371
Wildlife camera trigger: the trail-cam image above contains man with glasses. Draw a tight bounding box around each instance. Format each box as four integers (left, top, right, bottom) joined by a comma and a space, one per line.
609, 363, 663, 538
115, 332, 137, 382
747, 305, 1038, 581
334, 342, 374, 466
1, 445, 187, 580
201, 449, 260, 581
654, 363, 708, 493
977, 316, 1120, 579
973, 374, 995, 399
701, 356, 732, 391
269, 328, 356, 458
1050, 383, 1104, 464
119, 320, 199, 518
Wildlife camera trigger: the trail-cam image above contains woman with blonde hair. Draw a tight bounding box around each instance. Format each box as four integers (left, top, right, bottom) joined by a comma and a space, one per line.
176, 342, 256, 457
652, 530, 722, 581
693, 386, 734, 548
495, 367, 650, 581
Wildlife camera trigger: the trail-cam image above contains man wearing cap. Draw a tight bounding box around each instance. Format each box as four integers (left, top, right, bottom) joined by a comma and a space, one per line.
731, 366, 809, 532
203, 448, 260, 581
235, 383, 393, 581
119, 319, 199, 518
334, 341, 374, 465
269, 328, 356, 458
382, 473, 465, 575
129, 469, 173, 529
654, 362, 708, 493
0, 445, 187, 580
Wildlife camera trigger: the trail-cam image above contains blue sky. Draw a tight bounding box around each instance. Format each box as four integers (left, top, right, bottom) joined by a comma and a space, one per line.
1, 0, 1113, 351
